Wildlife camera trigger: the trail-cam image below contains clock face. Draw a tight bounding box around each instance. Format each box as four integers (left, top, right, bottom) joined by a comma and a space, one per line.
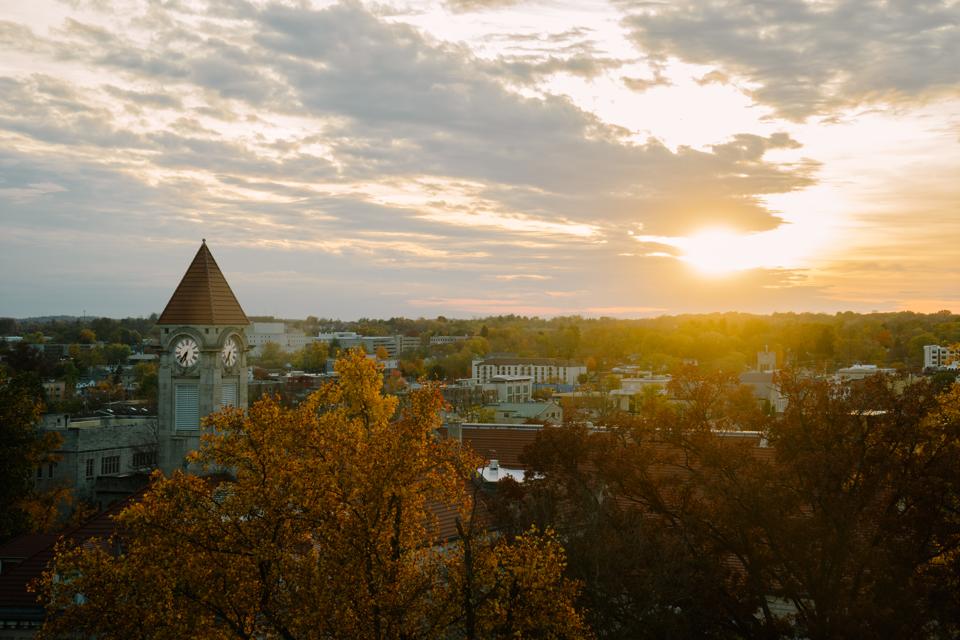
221, 337, 239, 368
173, 336, 200, 368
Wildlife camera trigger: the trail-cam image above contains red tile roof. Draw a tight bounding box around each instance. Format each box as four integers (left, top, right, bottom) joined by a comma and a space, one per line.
0, 495, 137, 614
0, 535, 58, 566
459, 424, 543, 468
157, 241, 249, 326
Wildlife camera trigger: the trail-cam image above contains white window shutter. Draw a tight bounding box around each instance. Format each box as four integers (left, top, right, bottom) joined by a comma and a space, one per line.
175, 384, 200, 429
221, 381, 238, 408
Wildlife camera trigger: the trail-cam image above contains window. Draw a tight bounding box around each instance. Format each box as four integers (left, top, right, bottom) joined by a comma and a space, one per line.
85, 458, 95, 479
221, 381, 238, 408
101, 455, 120, 475
175, 383, 200, 429
37, 465, 43, 479
48, 463, 56, 478
132, 451, 157, 468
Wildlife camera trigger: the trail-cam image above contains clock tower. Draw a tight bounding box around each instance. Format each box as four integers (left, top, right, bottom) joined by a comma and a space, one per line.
155, 240, 250, 473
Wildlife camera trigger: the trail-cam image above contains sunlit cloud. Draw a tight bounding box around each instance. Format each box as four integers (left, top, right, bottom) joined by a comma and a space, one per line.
492, 274, 551, 281
0, 0, 958, 318
632, 221, 826, 277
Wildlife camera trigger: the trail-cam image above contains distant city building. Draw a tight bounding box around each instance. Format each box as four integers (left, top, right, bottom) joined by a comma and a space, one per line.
316, 333, 420, 358
440, 379, 496, 414
473, 357, 586, 386
610, 375, 672, 412
739, 371, 788, 413
483, 375, 533, 403
429, 335, 469, 346
757, 347, 777, 372
924, 344, 959, 370
41, 380, 67, 403
836, 364, 896, 382
248, 322, 314, 356
487, 401, 563, 425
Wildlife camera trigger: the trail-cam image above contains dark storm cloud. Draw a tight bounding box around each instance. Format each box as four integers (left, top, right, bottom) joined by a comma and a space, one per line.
619, 0, 960, 120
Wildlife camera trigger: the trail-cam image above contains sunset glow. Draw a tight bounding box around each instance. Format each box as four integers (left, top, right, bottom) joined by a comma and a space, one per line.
0, 0, 958, 317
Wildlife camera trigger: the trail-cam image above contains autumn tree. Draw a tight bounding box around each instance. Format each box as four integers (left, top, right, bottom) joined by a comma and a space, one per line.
0, 371, 66, 542
254, 340, 289, 369
292, 340, 328, 372
38, 350, 588, 640
507, 369, 960, 639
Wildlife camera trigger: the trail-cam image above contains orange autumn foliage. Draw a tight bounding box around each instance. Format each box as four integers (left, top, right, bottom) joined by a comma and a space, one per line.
37, 350, 588, 640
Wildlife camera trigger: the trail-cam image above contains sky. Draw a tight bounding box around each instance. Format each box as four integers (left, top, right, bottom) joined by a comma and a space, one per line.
1, 0, 958, 320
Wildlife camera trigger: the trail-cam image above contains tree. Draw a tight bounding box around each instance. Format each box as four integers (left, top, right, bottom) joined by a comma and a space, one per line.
292, 341, 328, 372
104, 343, 132, 365
0, 371, 64, 542
133, 362, 158, 406
511, 369, 960, 639
38, 351, 588, 639
255, 341, 289, 369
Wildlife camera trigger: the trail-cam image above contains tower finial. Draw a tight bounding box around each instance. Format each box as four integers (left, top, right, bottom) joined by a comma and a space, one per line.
202, 238, 206, 244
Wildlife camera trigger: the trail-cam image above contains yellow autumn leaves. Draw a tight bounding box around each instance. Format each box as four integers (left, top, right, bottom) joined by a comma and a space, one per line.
37, 351, 589, 640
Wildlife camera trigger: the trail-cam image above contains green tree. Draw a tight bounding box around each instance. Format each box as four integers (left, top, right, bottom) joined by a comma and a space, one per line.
255, 341, 289, 369
293, 341, 328, 372
104, 343, 132, 365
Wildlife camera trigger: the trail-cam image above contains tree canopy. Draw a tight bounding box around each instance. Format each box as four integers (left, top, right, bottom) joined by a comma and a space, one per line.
37, 351, 588, 640
0, 371, 71, 542
494, 371, 960, 639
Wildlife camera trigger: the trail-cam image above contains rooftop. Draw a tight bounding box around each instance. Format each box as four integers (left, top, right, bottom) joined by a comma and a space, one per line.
477, 357, 583, 367
157, 240, 249, 326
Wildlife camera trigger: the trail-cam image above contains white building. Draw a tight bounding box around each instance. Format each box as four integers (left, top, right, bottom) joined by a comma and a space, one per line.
429, 335, 469, 346
316, 333, 420, 358
473, 357, 586, 386
248, 322, 315, 355
836, 364, 896, 382
609, 375, 672, 412
483, 375, 533, 403
924, 344, 959, 370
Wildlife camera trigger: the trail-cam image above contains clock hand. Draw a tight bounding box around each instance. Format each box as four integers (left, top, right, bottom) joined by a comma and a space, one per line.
179, 351, 187, 364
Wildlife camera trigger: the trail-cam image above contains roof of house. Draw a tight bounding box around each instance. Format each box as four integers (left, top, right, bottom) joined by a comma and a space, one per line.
0, 495, 136, 618
478, 358, 584, 367
0, 534, 58, 563
457, 423, 544, 468
489, 402, 560, 418
157, 241, 249, 326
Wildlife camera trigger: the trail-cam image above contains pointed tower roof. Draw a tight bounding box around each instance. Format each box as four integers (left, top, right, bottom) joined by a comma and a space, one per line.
157, 240, 249, 325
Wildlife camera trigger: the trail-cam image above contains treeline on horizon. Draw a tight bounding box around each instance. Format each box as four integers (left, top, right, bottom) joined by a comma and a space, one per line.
4, 310, 960, 376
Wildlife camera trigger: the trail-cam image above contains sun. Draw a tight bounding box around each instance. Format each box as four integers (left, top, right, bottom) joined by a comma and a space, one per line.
676, 228, 760, 276
634, 226, 808, 276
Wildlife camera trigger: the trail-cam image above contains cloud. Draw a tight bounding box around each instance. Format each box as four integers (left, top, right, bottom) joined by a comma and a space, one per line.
622, 70, 672, 92
444, 0, 523, 13
0, 0, 840, 317
0, 2, 816, 235
619, 0, 960, 120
